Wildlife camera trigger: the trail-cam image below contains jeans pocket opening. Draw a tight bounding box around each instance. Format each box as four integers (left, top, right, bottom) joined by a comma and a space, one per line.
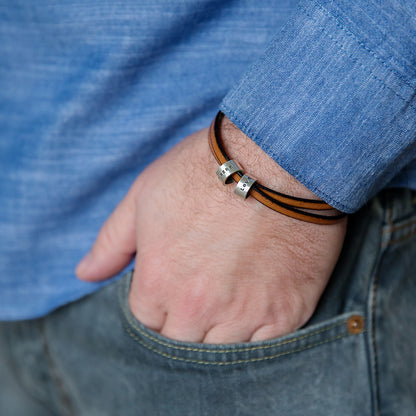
118, 271, 366, 367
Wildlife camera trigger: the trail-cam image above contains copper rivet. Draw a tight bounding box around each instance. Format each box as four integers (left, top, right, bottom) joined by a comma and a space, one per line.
347, 315, 365, 335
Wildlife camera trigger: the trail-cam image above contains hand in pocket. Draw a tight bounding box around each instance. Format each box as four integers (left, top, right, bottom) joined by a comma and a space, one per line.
76, 120, 347, 344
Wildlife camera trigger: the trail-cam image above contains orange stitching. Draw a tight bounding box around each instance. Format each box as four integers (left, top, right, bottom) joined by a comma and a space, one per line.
385, 229, 416, 247
382, 218, 416, 234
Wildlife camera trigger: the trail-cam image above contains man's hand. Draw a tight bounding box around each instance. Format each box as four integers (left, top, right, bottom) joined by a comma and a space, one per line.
76, 117, 347, 343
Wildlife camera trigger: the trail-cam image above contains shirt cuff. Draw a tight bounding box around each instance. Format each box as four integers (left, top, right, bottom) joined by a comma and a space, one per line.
220, 0, 416, 213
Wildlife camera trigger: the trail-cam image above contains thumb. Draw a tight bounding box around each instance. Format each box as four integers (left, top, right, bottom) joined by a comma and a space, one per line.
75, 182, 139, 282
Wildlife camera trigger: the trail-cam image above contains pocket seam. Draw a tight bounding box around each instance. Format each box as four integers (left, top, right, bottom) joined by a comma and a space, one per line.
122, 321, 359, 366
123, 294, 349, 354
119, 273, 362, 365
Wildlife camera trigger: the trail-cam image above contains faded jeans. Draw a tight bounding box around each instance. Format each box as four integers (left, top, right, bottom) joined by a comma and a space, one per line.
1, 189, 415, 415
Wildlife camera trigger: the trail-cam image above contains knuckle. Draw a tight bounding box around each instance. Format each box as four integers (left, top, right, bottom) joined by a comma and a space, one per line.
178, 290, 210, 321
264, 296, 304, 335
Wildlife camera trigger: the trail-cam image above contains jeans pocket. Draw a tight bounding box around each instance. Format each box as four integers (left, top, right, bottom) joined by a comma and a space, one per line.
118, 270, 365, 368
116, 270, 372, 415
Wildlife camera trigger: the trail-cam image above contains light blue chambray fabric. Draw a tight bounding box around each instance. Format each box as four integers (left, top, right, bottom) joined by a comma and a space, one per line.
221, 0, 416, 213
0, 0, 415, 319
0, 0, 297, 320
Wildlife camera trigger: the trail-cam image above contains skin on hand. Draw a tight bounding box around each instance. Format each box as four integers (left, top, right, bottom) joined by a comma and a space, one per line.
76, 117, 347, 344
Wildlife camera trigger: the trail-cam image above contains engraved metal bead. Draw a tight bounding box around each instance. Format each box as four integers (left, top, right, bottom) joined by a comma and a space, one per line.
216, 160, 242, 184
234, 174, 256, 199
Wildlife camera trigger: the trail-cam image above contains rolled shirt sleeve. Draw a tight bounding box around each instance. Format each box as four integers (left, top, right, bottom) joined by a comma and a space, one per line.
220, 0, 416, 213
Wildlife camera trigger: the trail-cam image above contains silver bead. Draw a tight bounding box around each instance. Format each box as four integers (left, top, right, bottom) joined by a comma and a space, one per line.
216, 160, 242, 184
234, 175, 256, 199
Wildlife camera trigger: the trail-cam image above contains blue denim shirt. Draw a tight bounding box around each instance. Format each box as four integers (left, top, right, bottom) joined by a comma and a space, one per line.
221, 0, 416, 213
1, 0, 415, 319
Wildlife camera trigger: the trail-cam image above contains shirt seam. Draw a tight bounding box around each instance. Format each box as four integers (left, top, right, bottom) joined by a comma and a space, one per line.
221, 1, 416, 212
308, 0, 416, 93
301, 0, 416, 109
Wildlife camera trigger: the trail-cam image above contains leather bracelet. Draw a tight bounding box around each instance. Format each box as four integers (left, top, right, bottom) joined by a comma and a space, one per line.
209, 111, 347, 225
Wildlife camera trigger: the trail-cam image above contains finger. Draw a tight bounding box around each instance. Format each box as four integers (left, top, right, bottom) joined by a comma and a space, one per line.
249, 322, 295, 342
129, 284, 167, 332
159, 314, 207, 343
75, 183, 139, 282
202, 322, 254, 344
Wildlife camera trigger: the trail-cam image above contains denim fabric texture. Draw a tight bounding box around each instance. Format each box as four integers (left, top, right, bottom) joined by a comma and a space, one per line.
1, 189, 415, 415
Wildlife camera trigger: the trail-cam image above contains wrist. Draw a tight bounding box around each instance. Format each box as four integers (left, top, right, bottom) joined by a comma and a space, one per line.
220, 115, 319, 201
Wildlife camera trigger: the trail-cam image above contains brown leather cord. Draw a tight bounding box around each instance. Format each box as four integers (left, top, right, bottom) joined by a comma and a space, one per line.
209, 111, 347, 225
